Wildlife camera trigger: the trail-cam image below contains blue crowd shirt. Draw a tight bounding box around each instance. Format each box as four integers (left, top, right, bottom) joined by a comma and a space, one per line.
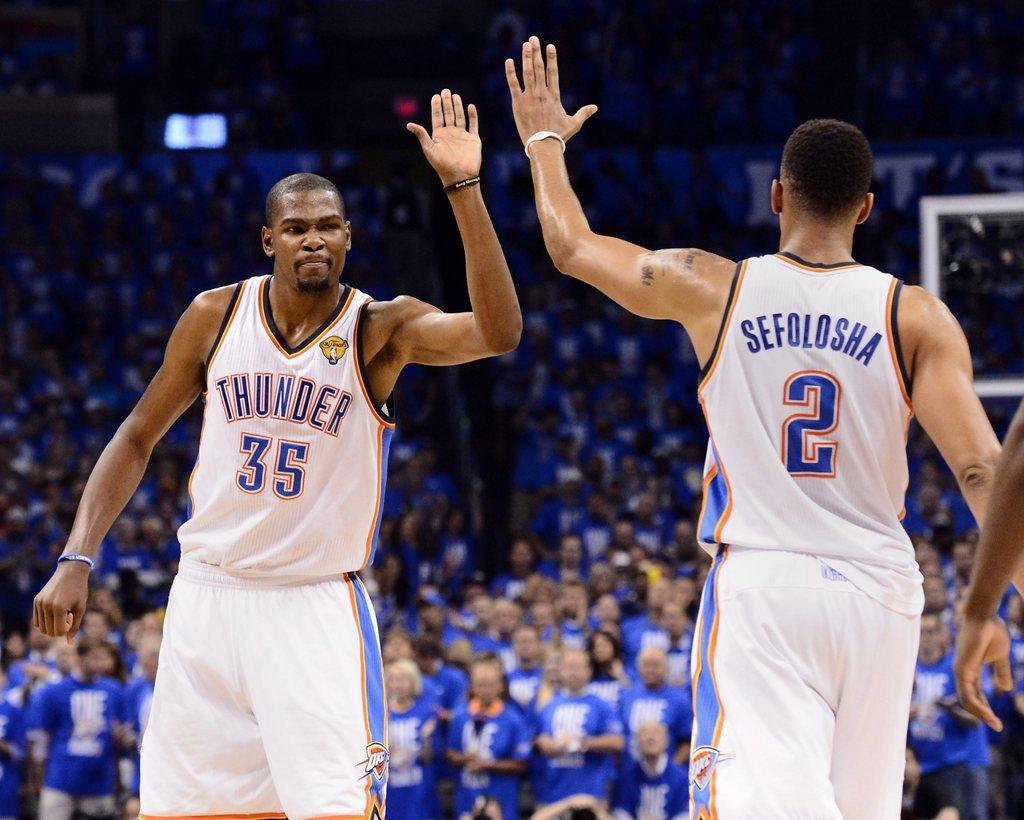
30, 675, 125, 797
621, 616, 670, 673
0, 698, 26, 817
447, 700, 533, 820
612, 754, 689, 820
619, 683, 693, 759
388, 696, 439, 820
421, 664, 468, 714
908, 651, 989, 775
536, 691, 623, 803
124, 676, 154, 794
666, 635, 694, 689
587, 675, 624, 712
508, 667, 543, 715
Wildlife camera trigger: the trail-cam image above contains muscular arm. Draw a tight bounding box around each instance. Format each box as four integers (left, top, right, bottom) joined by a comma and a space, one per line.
907, 284, 1016, 728
964, 400, 1024, 615
507, 39, 734, 364
33, 287, 230, 637
359, 89, 522, 403
899, 285, 1000, 525
381, 184, 522, 367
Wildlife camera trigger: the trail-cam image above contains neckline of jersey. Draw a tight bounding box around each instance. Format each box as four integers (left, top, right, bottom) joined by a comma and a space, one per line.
775, 251, 860, 271
259, 274, 354, 357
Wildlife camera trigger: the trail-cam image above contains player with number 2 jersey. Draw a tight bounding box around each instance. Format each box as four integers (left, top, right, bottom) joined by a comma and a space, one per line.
507, 37, 1001, 819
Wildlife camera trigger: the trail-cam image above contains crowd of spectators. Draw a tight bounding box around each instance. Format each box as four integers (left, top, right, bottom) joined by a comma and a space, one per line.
0, 147, 1019, 818
5, 1, 1024, 150
1, 1, 1024, 814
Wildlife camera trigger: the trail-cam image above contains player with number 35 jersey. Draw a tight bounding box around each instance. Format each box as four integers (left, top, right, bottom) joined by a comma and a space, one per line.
507, 37, 1001, 819
33, 86, 522, 820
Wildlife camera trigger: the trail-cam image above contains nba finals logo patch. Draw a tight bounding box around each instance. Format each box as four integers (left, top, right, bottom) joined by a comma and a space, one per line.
358, 741, 390, 783
319, 335, 349, 365
689, 745, 720, 791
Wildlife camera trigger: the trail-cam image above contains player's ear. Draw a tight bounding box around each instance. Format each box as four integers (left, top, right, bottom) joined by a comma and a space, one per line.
770, 179, 783, 215
261, 225, 274, 257
345, 221, 352, 252
855, 192, 874, 225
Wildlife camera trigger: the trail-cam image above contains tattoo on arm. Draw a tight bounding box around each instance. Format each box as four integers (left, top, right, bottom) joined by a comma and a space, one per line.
639, 248, 706, 286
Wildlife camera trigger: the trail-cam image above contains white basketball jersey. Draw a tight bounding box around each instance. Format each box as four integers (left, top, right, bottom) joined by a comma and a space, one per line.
697, 252, 922, 615
177, 274, 394, 582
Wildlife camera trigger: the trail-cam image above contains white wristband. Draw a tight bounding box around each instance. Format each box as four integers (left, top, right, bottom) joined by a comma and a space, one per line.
524, 130, 566, 158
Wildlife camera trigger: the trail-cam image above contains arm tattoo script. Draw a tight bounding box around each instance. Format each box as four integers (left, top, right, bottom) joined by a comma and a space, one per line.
639, 248, 706, 286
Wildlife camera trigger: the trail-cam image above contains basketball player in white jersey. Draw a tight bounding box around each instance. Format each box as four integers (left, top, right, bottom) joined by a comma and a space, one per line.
32, 89, 521, 819
506, 37, 1001, 818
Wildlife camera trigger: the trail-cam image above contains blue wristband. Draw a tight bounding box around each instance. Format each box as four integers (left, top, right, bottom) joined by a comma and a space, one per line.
57, 553, 94, 571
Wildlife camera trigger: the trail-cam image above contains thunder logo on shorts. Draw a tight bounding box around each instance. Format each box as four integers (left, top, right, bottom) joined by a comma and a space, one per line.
358, 741, 390, 783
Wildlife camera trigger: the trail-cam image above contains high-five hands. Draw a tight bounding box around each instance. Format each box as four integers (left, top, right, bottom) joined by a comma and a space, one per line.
505, 36, 598, 147
407, 89, 481, 188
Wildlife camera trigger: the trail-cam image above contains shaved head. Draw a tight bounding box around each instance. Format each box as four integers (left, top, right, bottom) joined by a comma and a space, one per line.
265, 172, 345, 226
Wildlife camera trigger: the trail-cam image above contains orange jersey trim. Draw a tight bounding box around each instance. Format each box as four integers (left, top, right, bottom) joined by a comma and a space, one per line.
185, 407, 210, 515
885, 278, 913, 410
698, 396, 734, 543
207, 280, 248, 371
773, 253, 861, 273
138, 810, 286, 814
359, 424, 387, 570
257, 276, 356, 359
352, 302, 396, 429
697, 260, 749, 394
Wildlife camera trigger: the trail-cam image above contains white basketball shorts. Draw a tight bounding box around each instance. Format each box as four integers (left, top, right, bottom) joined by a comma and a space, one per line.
688, 546, 919, 820
139, 559, 388, 820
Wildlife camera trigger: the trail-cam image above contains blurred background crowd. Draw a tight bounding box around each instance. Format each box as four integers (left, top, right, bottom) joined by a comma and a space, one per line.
1, 0, 1024, 818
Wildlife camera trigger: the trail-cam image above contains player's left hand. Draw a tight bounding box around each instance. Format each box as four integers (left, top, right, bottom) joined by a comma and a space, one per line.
954, 614, 1012, 731
407, 89, 481, 188
505, 36, 598, 147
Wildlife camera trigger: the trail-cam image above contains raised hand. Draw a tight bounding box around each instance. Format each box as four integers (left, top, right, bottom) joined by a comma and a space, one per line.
505, 36, 598, 147
407, 89, 481, 187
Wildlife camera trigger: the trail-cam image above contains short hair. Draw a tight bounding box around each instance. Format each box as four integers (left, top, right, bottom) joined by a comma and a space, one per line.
780, 119, 873, 219
264, 172, 345, 226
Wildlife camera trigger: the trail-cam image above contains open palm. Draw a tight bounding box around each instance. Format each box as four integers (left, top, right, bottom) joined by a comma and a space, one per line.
407, 89, 481, 188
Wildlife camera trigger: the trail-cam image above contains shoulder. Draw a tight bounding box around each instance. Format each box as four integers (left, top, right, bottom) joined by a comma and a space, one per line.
362, 295, 437, 328
172, 282, 245, 350
191, 282, 243, 316
897, 283, 953, 322
896, 284, 968, 367
357, 294, 436, 361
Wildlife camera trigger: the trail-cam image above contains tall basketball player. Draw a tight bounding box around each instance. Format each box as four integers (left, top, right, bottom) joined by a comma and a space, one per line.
32, 88, 521, 819
507, 37, 1000, 818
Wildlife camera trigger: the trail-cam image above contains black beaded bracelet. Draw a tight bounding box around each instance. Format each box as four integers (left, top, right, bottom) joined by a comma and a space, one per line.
444, 175, 481, 193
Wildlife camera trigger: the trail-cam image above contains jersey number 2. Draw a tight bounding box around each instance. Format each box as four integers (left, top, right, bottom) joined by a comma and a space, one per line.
781, 371, 841, 477
237, 433, 309, 499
